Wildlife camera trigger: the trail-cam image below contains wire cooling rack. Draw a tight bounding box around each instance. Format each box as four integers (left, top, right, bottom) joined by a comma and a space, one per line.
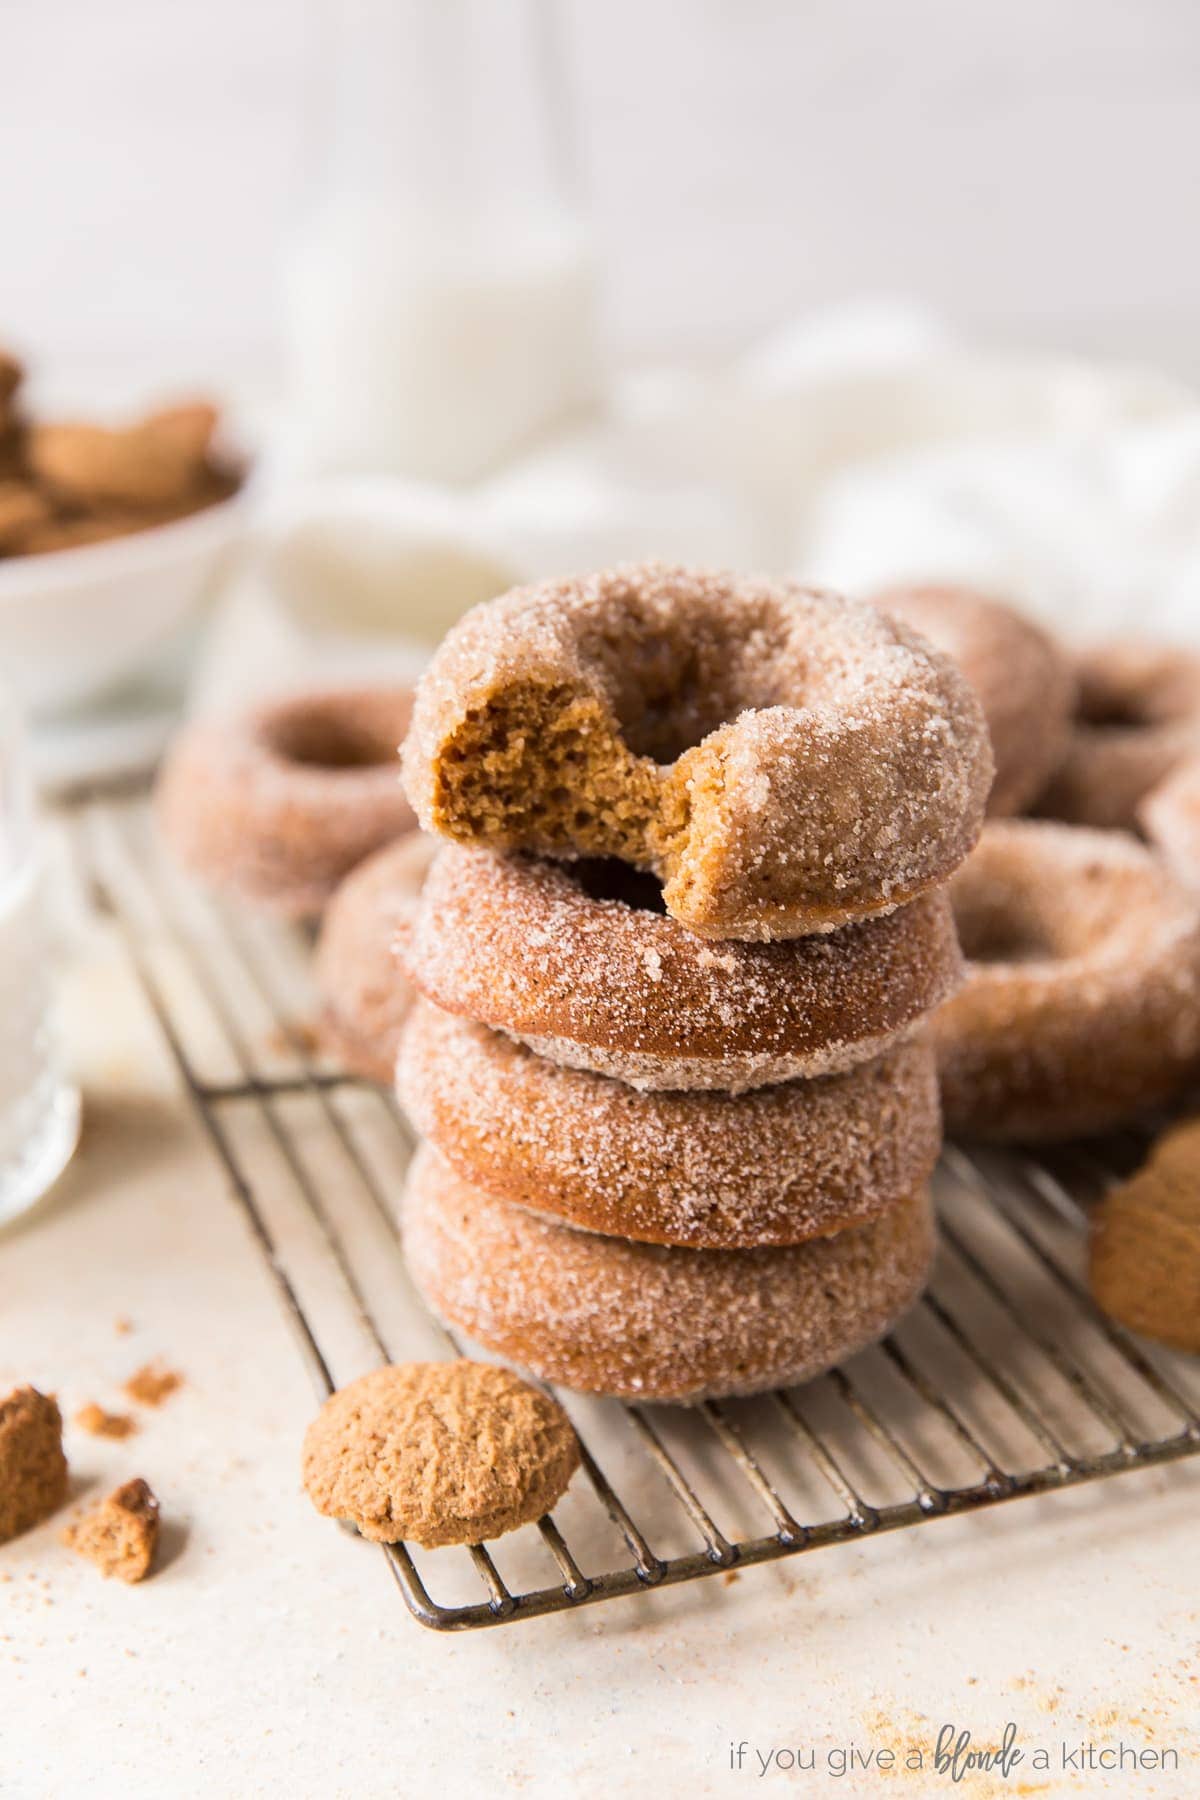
70, 789, 1200, 1631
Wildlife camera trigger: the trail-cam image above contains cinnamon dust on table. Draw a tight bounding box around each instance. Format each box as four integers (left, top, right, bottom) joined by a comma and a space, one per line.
74, 1403, 137, 1441
122, 1364, 184, 1409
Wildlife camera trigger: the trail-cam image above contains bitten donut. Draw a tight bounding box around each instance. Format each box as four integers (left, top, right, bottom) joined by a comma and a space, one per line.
402, 562, 992, 940
398, 999, 941, 1249
402, 846, 963, 1092
934, 821, 1200, 1142
403, 1148, 936, 1403
1141, 758, 1200, 892
873, 583, 1075, 817
156, 685, 416, 917
315, 834, 438, 1082
1037, 641, 1200, 831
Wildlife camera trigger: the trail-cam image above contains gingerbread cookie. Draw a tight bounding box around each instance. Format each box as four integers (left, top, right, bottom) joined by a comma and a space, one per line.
302, 1361, 579, 1547
1090, 1119, 1200, 1353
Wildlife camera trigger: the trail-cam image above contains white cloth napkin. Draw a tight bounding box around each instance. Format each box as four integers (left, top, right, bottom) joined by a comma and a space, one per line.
191, 300, 1200, 714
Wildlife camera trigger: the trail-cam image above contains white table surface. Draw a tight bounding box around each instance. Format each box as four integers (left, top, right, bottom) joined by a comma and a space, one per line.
1, 817, 1197, 1800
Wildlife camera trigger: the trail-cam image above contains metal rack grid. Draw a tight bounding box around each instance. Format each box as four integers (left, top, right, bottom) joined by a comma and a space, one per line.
72, 790, 1200, 1632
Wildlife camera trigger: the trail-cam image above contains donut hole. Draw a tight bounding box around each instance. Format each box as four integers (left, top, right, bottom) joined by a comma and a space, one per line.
593, 608, 793, 763
264, 696, 408, 772
1078, 688, 1154, 733
570, 858, 667, 914
954, 896, 1056, 965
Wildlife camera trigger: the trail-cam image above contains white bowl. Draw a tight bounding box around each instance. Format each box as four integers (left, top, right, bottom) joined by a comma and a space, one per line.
0, 485, 251, 716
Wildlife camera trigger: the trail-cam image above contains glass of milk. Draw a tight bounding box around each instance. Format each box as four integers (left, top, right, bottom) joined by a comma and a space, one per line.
283, 0, 601, 484
0, 685, 79, 1223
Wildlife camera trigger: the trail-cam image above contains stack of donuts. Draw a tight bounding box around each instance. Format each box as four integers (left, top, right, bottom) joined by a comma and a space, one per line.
392, 563, 994, 1403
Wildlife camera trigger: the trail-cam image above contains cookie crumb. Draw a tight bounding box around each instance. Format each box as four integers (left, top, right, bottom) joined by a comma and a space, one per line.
74, 1403, 137, 1441
0, 1387, 68, 1545
114, 1317, 133, 1337
123, 1364, 183, 1408
62, 1479, 160, 1583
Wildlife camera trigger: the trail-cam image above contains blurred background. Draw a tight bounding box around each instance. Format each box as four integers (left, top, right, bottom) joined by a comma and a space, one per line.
7, 0, 1200, 384
4, 0, 1200, 782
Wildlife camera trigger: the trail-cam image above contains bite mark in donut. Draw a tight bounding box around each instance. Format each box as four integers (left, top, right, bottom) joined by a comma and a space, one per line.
402, 563, 993, 940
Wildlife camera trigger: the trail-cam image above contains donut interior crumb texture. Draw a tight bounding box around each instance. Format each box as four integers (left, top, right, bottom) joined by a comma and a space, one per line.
403, 563, 992, 939
1090, 1118, 1200, 1352
302, 1360, 580, 1548
0, 1387, 68, 1544
62, 1478, 160, 1583
74, 1403, 137, 1440
123, 1363, 183, 1408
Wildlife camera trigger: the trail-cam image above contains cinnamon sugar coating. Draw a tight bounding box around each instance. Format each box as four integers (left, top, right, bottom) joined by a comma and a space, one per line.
401, 846, 962, 1092
1141, 757, 1200, 892
315, 834, 437, 1082
935, 821, 1200, 1142
403, 1148, 936, 1403
402, 563, 992, 940
1037, 640, 1200, 831
301, 1361, 579, 1547
873, 583, 1075, 818
156, 686, 416, 919
398, 999, 941, 1248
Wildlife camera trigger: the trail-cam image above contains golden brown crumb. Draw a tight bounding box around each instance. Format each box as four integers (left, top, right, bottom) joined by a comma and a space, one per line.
122, 1364, 183, 1408
1091, 1116, 1200, 1351
113, 1317, 133, 1337
74, 1404, 137, 1441
0, 1387, 68, 1544
62, 1478, 159, 1583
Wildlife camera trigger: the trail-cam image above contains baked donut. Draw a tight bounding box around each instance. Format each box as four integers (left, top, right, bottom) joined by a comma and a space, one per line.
1036, 641, 1200, 831
401, 562, 992, 940
402, 846, 963, 1092
156, 685, 416, 918
314, 834, 437, 1082
934, 820, 1200, 1142
398, 999, 941, 1249
872, 583, 1074, 817
403, 1147, 936, 1403
1141, 758, 1200, 892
